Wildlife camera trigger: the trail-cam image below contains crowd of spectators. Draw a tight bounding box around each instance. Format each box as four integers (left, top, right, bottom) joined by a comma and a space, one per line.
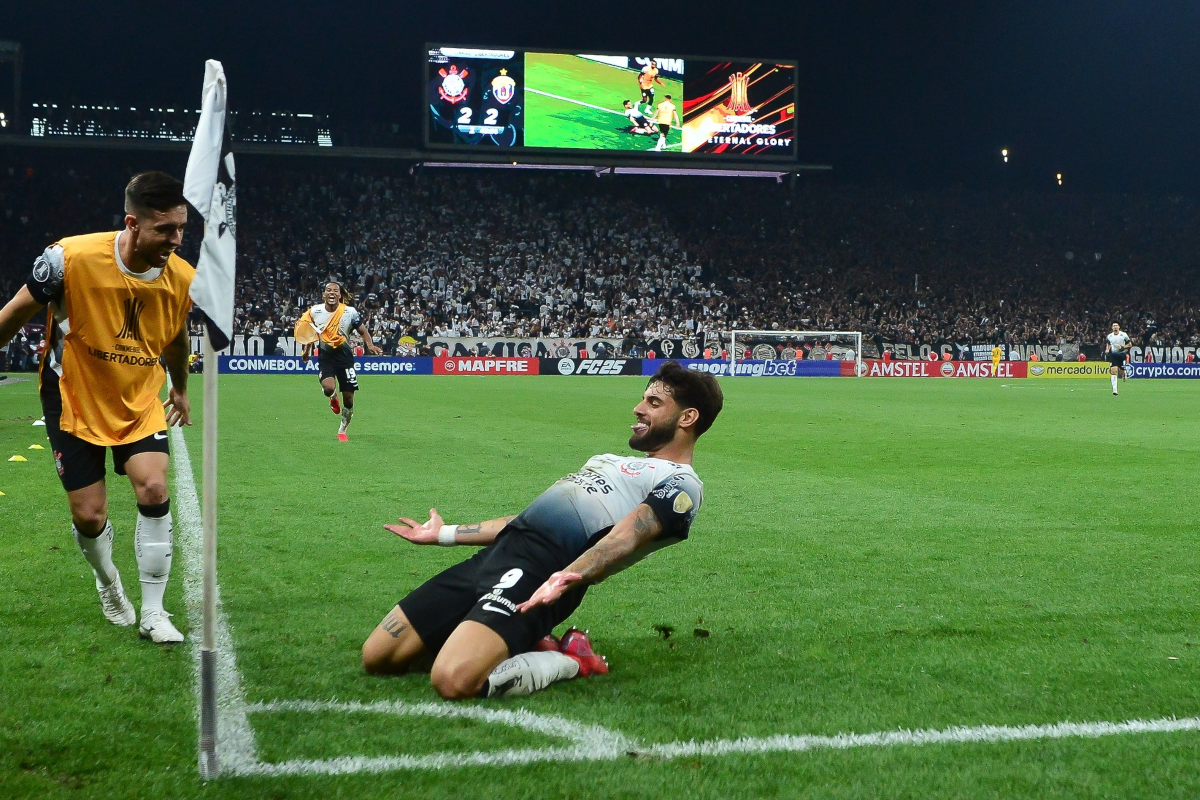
2, 151, 1198, 363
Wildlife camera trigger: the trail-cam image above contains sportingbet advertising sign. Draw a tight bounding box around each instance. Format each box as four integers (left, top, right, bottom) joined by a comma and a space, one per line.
427, 44, 797, 159
218, 356, 430, 375
644, 359, 844, 377
1026, 362, 1113, 379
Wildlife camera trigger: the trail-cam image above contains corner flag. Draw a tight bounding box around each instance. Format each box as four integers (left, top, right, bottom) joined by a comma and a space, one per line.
182, 59, 235, 780
184, 59, 236, 350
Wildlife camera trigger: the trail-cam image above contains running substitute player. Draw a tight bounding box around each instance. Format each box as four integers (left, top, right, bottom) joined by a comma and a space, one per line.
361, 361, 723, 699
298, 281, 382, 440
0, 172, 195, 643
1105, 322, 1132, 395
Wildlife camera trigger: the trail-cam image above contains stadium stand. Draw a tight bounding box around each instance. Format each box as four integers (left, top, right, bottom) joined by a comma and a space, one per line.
1, 151, 1198, 363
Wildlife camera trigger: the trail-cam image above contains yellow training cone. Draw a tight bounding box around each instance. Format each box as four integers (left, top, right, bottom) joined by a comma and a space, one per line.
28, 444, 44, 450
8, 455, 28, 462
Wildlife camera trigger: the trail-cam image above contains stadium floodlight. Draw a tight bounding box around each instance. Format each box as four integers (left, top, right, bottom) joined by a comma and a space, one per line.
730, 329, 863, 376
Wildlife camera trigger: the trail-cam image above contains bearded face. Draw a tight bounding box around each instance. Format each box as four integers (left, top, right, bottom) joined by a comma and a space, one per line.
629, 380, 683, 452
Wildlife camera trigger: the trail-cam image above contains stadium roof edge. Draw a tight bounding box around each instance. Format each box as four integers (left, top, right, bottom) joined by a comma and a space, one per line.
0, 135, 832, 173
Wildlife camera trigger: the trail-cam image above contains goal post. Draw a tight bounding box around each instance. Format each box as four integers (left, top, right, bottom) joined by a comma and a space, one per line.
729, 330, 863, 375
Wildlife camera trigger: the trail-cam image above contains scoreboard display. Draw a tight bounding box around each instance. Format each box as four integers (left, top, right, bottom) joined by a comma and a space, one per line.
426, 45, 797, 159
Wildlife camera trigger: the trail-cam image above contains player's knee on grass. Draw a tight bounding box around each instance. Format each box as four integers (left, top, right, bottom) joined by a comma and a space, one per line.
362, 606, 427, 675
430, 657, 490, 700
429, 621, 510, 700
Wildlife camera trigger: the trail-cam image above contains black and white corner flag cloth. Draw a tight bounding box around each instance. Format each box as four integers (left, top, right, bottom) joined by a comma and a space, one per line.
183, 60, 236, 351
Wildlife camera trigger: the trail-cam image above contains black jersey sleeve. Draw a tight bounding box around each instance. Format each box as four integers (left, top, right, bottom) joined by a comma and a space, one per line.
641, 472, 704, 541
26, 245, 65, 306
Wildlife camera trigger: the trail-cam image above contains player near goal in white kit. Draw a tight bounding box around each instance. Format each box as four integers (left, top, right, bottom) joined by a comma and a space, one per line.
361, 361, 723, 699
296, 280, 382, 440
1105, 322, 1132, 395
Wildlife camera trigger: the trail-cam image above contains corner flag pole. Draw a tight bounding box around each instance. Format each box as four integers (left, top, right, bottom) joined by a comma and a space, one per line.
199, 329, 219, 779
183, 60, 236, 780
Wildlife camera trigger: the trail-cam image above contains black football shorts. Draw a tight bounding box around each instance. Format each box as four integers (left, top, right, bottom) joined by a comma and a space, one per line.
398, 522, 586, 657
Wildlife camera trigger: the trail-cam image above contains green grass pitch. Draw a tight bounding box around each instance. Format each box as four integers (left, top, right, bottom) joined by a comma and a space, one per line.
525, 53, 684, 151
2, 373, 1199, 798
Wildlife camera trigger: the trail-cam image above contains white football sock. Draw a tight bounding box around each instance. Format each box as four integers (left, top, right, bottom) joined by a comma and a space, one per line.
339, 406, 354, 433
135, 502, 173, 614
74, 519, 118, 588
1111, 375, 1118, 392
484, 651, 580, 697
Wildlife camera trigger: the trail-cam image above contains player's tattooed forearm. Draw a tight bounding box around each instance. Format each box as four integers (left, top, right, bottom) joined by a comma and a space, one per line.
633, 505, 661, 539
459, 522, 483, 536
382, 610, 408, 639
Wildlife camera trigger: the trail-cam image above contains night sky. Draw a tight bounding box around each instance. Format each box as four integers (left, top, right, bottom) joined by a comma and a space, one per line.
6, 1, 1200, 192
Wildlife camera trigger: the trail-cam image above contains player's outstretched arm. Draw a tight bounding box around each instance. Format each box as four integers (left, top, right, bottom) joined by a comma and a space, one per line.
0, 286, 45, 350
385, 509, 517, 547
518, 503, 663, 612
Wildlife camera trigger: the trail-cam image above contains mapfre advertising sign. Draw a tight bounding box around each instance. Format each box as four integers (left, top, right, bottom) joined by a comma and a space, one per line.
852, 360, 1027, 378
433, 357, 539, 375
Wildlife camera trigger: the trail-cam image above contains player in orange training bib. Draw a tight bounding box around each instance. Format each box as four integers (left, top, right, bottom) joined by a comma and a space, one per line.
0, 172, 195, 644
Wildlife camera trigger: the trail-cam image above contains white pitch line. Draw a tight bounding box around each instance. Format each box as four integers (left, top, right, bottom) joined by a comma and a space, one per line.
171, 425, 260, 774
231, 699, 636, 777
643, 716, 1200, 759
227, 698, 1200, 776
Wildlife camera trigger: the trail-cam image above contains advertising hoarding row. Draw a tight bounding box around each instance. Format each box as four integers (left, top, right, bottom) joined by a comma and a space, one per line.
217, 356, 1200, 379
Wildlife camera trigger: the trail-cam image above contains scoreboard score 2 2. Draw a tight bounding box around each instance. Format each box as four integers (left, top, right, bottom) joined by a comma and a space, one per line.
426, 45, 796, 159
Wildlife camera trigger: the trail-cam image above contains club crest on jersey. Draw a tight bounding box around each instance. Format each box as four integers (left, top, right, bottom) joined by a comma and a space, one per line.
491, 69, 516, 104
621, 461, 650, 477
438, 65, 469, 104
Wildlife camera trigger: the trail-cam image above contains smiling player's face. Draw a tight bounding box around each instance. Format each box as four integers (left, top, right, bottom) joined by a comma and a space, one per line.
629, 381, 682, 453
128, 205, 187, 269
324, 283, 342, 306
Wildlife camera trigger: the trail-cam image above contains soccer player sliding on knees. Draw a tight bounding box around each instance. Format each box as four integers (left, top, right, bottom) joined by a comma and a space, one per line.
362, 361, 723, 699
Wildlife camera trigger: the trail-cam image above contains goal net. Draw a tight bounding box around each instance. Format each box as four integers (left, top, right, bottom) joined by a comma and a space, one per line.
729, 330, 862, 375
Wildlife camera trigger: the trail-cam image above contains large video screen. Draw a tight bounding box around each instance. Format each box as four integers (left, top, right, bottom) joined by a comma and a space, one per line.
426, 46, 796, 159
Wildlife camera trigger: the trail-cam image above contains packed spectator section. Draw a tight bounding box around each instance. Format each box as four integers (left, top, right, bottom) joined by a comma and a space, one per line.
2, 150, 1198, 367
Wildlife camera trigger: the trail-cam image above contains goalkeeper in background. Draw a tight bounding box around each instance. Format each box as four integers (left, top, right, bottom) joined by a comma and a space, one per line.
991, 344, 1003, 376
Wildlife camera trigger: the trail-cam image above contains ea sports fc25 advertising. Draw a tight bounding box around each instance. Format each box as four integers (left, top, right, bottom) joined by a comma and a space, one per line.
426, 45, 797, 159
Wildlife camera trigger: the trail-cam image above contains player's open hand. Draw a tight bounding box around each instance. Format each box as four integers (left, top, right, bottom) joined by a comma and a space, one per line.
164, 387, 192, 427
385, 508, 444, 545
517, 571, 584, 613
